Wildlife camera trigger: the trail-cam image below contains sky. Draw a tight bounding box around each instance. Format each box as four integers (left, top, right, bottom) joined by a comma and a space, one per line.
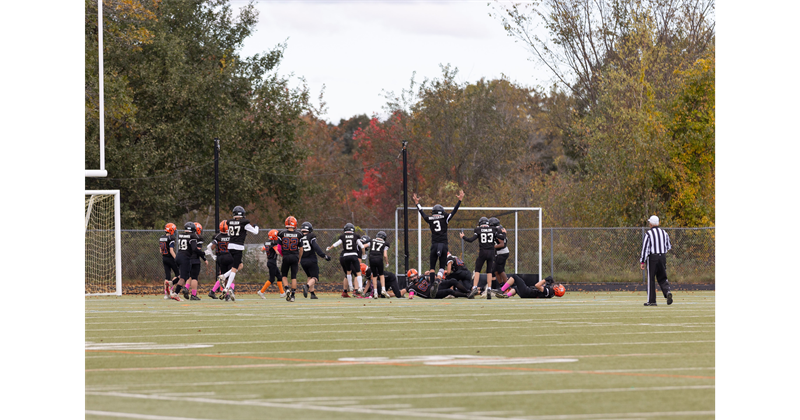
237, 0, 554, 124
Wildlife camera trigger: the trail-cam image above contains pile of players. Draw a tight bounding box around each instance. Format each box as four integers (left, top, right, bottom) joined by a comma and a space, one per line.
158, 198, 566, 302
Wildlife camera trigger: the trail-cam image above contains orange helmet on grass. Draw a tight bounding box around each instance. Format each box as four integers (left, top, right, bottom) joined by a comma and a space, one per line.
553, 284, 566, 297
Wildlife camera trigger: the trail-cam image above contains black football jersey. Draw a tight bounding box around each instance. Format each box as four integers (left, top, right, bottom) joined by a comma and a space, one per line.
300, 232, 326, 261
212, 232, 231, 254
368, 238, 389, 258
465, 226, 497, 250
495, 229, 508, 253
446, 254, 467, 271
417, 201, 461, 244
338, 232, 361, 256
175, 232, 201, 257
191, 236, 205, 262
264, 239, 279, 260
226, 218, 252, 246
278, 230, 302, 255
159, 233, 175, 256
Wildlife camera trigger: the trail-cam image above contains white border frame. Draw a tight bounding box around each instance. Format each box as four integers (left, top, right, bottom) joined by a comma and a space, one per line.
395, 207, 542, 280
86, 0, 107, 178
85, 190, 122, 296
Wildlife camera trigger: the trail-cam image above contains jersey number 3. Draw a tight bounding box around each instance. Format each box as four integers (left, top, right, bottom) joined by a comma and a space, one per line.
433, 220, 442, 232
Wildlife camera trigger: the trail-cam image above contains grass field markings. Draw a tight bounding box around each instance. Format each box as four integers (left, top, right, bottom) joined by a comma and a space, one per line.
518, 410, 715, 419
264, 384, 715, 404
84, 349, 713, 380
85, 342, 214, 351
85, 390, 715, 420
85, 391, 545, 420
85, 410, 226, 420
337, 355, 579, 366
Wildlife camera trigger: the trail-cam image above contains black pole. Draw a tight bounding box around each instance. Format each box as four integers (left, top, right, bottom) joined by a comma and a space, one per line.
214, 138, 220, 276
402, 141, 409, 277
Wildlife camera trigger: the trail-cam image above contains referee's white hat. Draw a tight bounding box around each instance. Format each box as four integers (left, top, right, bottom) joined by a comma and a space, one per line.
648, 215, 660, 225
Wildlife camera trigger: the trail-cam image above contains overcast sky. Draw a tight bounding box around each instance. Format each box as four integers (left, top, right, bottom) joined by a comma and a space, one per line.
237, 0, 555, 124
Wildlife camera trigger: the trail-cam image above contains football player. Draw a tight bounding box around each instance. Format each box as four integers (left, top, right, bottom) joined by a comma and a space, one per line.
367, 231, 391, 298
326, 223, 364, 297
460, 217, 497, 298
159, 223, 179, 299
258, 229, 285, 299
492, 275, 566, 299
171, 222, 202, 301
222, 206, 260, 299
298, 221, 330, 299
206, 220, 233, 300
278, 216, 303, 302
362, 264, 405, 299
413, 190, 465, 278
444, 252, 472, 292
184, 222, 208, 301
404, 269, 467, 299
490, 218, 510, 287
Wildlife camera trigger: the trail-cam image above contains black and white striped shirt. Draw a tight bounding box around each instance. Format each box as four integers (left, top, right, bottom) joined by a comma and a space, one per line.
640, 227, 671, 263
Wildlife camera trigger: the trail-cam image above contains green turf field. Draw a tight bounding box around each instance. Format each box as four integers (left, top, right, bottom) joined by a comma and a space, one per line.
85, 291, 715, 419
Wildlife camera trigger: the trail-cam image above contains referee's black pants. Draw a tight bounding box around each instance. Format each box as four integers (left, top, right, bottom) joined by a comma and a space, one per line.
646, 253, 671, 304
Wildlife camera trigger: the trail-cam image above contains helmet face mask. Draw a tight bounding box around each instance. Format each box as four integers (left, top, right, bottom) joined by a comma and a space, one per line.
232, 206, 245, 217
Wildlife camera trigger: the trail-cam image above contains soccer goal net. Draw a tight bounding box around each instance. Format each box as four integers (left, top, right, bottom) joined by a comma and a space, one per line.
394, 206, 542, 280
85, 190, 122, 296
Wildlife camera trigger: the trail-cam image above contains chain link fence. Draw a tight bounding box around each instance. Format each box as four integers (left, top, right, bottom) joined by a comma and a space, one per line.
120, 227, 714, 285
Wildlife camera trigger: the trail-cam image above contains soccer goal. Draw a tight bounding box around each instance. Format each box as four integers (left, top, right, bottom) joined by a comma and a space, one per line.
85, 190, 122, 296
394, 206, 542, 280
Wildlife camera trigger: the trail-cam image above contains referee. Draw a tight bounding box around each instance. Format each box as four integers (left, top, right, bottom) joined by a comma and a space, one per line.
639, 215, 673, 306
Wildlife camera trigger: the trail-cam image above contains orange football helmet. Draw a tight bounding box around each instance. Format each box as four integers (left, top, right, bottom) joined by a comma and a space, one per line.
285, 216, 297, 229
553, 284, 566, 297
406, 268, 418, 279
194, 222, 203, 235
268, 229, 279, 241
219, 220, 228, 233
360, 263, 368, 276
164, 223, 177, 235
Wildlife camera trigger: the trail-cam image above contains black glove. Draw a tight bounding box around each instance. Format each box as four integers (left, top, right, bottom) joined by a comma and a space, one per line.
324, 254, 331, 261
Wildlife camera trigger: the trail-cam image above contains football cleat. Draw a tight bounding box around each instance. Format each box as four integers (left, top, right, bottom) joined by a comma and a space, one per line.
341, 290, 350, 298
163, 294, 169, 300
492, 289, 509, 298
429, 279, 440, 298
190, 295, 201, 301
310, 292, 318, 299
644, 302, 657, 306
182, 289, 190, 300
666, 292, 673, 305
286, 292, 292, 302
302, 284, 309, 298
279, 292, 287, 298
380, 290, 390, 299
467, 288, 479, 299
208, 291, 217, 299
257, 290, 266, 299
290, 293, 296, 302
169, 293, 182, 302
444, 294, 456, 299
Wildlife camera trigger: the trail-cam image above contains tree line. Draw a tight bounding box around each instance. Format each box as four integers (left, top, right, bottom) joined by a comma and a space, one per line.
85, 0, 714, 230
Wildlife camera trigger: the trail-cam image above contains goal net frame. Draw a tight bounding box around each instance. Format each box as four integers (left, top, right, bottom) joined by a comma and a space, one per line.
85, 190, 122, 296
395, 206, 542, 280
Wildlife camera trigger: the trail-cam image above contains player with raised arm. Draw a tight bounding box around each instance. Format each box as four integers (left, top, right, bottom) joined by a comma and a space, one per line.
413, 190, 464, 278
299, 221, 330, 299
222, 206, 259, 300
159, 223, 179, 299
460, 217, 497, 299
326, 223, 363, 298
277, 216, 303, 302
258, 229, 285, 299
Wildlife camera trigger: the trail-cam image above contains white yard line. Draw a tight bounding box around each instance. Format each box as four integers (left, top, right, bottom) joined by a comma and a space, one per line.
85, 410, 223, 420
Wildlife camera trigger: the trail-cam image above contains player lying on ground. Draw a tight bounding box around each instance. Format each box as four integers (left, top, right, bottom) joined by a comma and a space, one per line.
491, 274, 566, 299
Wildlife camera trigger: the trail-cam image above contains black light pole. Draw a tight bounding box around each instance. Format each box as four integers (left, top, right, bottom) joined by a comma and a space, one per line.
214, 138, 220, 276
402, 141, 409, 278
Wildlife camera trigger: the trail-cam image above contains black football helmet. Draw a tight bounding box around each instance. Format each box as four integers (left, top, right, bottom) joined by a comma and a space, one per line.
376, 231, 387, 240
488, 217, 500, 227
184, 221, 196, 232
478, 217, 490, 226
344, 223, 355, 232
301, 221, 313, 233
360, 235, 371, 244
232, 206, 245, 217
432, 204, 445, 215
